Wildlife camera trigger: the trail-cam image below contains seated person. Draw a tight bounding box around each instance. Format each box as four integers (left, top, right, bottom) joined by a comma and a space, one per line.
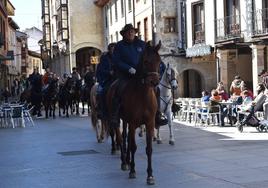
240, 82, 253, 100
209, 90, 224, 126
252, 83, 266, 112
216, 82, 229, 101
198, 90, 210, 123
236, 90, 253, 121
201, 90, 210, 103
230, 75, 243, 101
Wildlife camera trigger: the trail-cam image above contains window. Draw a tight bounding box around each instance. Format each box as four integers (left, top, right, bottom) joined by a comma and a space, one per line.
262, 0, 268, 29
128, 0, 132, 12
164, 17, 176, 33
193, 2, 205, 44
137, 21, 141, 37
144, 18, 148, 41
225, 0, 240, 35
57, 6, 69, 41
115, 0, 118, 22
121, 0, 124, 17
110, 35, 113, 42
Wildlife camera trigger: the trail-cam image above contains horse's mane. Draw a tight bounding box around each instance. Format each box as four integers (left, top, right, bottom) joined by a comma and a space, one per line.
136, 44, 159, 78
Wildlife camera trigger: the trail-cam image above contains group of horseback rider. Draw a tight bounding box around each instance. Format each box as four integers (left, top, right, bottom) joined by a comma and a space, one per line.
26, 62, 95, 117
96, 23, 168, 128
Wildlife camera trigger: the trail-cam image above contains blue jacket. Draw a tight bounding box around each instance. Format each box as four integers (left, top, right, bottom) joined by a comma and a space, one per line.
96, 52, 114, 87
113, 38, 146, 77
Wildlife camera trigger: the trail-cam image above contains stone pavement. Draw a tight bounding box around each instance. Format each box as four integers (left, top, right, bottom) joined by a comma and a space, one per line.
1, 115, 268, 188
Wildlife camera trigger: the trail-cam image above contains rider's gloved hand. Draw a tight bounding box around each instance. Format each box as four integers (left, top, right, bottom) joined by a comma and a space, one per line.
128, 68, 136, 75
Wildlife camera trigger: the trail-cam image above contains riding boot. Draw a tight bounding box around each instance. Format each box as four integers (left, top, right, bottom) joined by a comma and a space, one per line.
155, 87, 168, 128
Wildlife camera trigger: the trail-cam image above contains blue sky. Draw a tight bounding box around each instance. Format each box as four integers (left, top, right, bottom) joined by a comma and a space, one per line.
10, 0, 42, 31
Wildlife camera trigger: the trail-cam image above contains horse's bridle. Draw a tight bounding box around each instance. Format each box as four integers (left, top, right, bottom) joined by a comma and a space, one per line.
160, 68, 177, 90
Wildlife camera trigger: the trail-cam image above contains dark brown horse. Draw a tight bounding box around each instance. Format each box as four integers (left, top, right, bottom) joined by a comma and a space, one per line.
107, 41, 161, 185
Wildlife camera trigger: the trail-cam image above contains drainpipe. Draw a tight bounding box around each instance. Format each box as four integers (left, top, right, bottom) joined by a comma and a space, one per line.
152, 0, 156, 45
216, 48, 220, 84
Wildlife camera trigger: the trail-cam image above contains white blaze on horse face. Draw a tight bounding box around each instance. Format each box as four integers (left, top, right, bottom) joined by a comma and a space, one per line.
171, 79, 178, 89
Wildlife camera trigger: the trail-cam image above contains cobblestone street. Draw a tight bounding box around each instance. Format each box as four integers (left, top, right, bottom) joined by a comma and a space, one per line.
1, 115, 268, 188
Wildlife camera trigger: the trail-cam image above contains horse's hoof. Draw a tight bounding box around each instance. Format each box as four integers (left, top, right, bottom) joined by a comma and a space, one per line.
97, 139, 102, 143
147, 176, 155, 185
157, 140, 162, 144
121, 164, 129, 171
129, 172, 136, 179
153, 137, 157, 141
169, 140, 175, 145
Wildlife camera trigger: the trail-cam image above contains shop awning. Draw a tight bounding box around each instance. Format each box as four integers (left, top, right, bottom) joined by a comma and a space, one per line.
186, 44, 212, 57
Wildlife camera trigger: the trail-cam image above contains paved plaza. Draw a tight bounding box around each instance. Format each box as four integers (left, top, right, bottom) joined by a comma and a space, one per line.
1, 115, 268, 188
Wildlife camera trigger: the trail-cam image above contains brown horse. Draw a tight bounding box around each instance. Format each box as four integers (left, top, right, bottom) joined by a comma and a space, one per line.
90, 83, 107, 143
107, 41, 161, 185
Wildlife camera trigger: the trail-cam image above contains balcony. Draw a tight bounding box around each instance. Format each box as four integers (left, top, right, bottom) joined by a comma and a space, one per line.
215, 14, 242, 43
252, 8, 268, 38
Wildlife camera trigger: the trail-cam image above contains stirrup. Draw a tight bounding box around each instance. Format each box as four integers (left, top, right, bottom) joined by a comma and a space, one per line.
155, 113, 168, 127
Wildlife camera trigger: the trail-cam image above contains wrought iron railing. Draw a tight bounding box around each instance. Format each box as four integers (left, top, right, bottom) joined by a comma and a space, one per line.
193, 23, 205, 44
253, 8, 268, 36
215, 14, 241, 42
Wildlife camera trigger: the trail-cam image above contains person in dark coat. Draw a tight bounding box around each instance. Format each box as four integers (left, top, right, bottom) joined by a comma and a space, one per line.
84, 65, 95, 87
28, 68, 43, 117
96, 42, 116, 119
113, 25, 145, 79
109, 24, 146, 126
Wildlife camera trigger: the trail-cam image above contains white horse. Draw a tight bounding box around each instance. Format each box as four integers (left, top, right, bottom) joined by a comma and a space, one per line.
156, 64, 178, 145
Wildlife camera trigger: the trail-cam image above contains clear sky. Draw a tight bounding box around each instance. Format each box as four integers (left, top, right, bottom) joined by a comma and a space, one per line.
10, 0, 42, 31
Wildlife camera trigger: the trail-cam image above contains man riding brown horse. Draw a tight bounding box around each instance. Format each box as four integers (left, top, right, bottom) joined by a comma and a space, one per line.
110, 23, 167, 128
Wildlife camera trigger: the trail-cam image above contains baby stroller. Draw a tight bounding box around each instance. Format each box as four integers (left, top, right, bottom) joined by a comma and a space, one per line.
237, 106, 268, 133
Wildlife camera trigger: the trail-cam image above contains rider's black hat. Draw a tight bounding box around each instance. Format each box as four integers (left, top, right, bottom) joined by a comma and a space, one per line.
120, 24, 138, 36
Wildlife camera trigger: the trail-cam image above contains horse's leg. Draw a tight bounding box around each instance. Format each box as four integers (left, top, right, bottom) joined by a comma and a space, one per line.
120, 121, 128, 171
109, 127, 117, 155
49, 103, 52, 117
156, 128, 162, 144
66, 103, 69, 118
53, 102, 56, 118
128, 124, 137, 179
96, 119, 102, 143
145, 121, 155, 185
45, 103, 48, 119
167, 109, 175, 145
81, 101, 85, 114
100, 120, 106, 142
87, 97, 91, 115
76, 100, 79, 115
